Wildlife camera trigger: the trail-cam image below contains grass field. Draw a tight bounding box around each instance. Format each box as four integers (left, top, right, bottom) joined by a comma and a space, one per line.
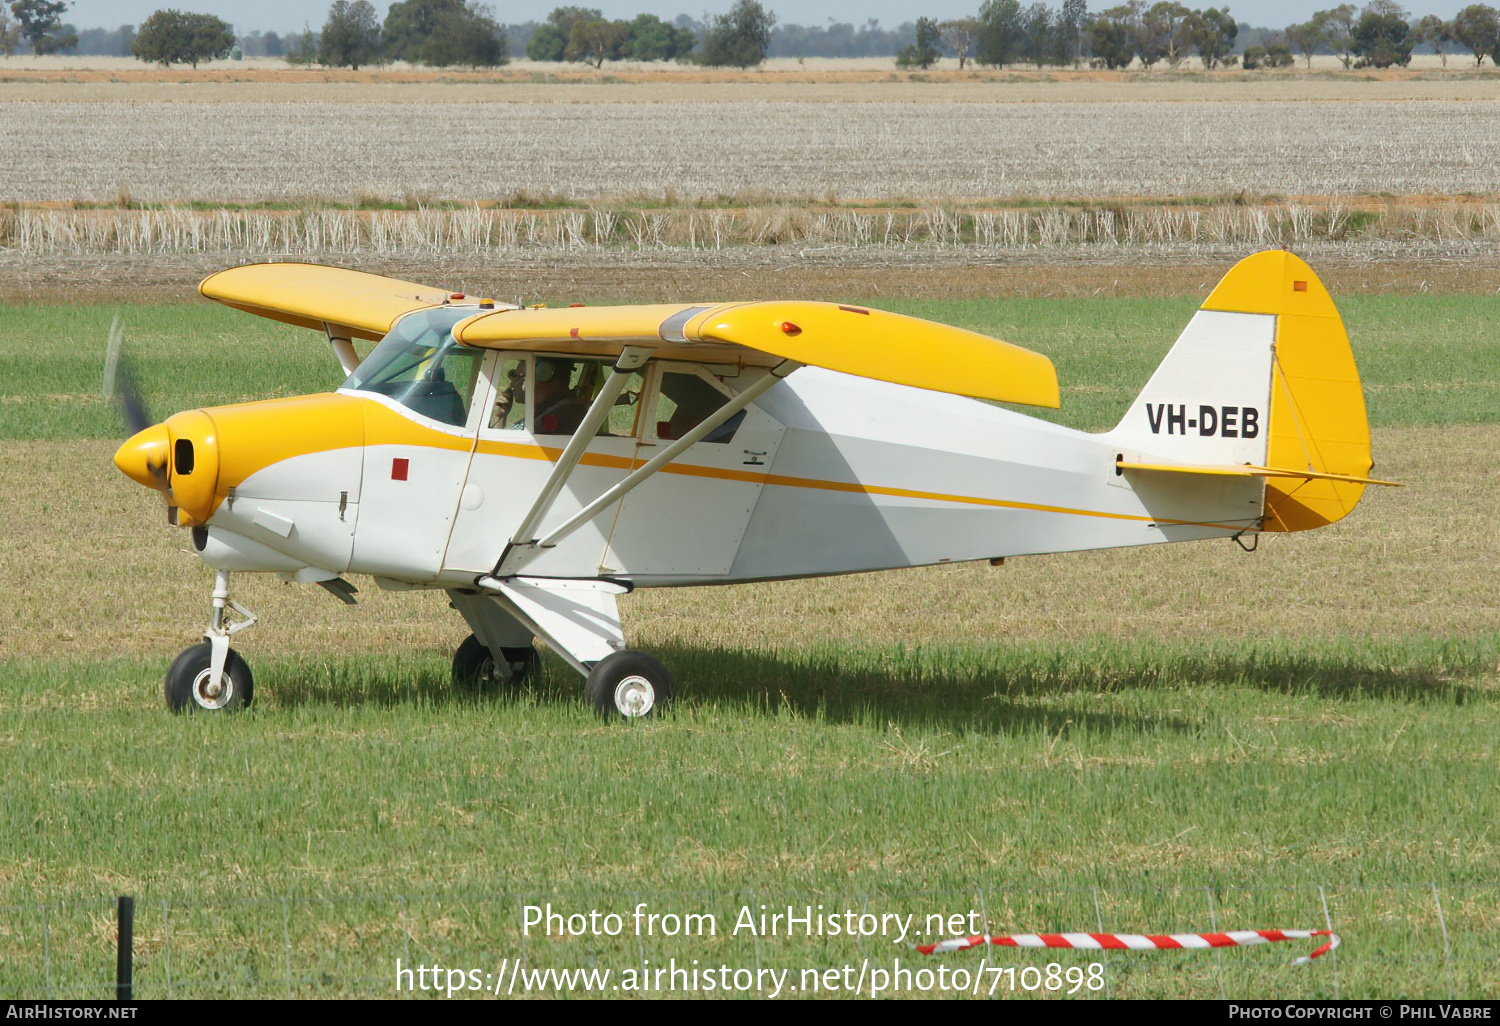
1, 294, 1498, 998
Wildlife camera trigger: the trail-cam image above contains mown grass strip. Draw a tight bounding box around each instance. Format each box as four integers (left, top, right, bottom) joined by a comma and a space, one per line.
2, 295, 1498, 439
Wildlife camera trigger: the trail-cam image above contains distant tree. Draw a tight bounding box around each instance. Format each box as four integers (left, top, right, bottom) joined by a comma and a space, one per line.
698, 0, 774, 68
1284, 14, 1326, 68
1451, 3, 1499, 65
619, 13, 695, 61
319, 0, 381, 69
1265, 40, 1295, 65
1411, 13, 1453, 66
1058, 0, 1088, 63
1187, 6, 1238, 68
564, 17, 627, 67
1142, 1, 1193, 68
1017, 3, 1056, 66
131, 10, 234, 68
895, 15, 941, 68
1352, 0, 1412, 67
1318, 3, 1359, 67
10, 0, 76, 55
976, 0, 1024, 66
526, 22, 565, 58
384, 0, 506, 67
0, 7, 21, 54
526, 6, 599, 60
1242, 43, 1266, 67
1086, 5, 1138, 69
939, 17, 979, 68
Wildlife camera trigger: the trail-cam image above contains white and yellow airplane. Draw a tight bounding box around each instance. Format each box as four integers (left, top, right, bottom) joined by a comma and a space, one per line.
112, 250, 1394, 717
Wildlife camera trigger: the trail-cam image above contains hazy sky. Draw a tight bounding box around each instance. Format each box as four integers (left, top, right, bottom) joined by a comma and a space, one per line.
62, 1, 1477, 33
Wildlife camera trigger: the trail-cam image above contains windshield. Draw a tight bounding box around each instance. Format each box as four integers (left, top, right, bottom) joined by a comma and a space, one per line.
342, 308, 483, 427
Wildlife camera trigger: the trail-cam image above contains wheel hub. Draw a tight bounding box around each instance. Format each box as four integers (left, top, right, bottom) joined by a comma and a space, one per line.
191, 668, 234, 710
613, 675, 655, 717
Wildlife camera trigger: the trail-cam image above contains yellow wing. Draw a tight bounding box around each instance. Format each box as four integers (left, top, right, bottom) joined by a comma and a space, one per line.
199, 263, 455, 342
453, 301, 1060, 407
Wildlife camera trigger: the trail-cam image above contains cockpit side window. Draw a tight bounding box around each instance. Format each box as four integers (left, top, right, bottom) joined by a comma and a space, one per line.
490, 356, 529, 430
524, 356, 643, 437
342, 308, 483, 427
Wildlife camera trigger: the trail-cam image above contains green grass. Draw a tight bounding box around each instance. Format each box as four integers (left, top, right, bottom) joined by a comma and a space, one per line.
2, 295, 1498, 998
1, 643, 1497, 997
4, 295, 1497, 440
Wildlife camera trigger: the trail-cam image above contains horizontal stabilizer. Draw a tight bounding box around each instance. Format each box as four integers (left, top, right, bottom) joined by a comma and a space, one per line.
1117, 459, 1400, 488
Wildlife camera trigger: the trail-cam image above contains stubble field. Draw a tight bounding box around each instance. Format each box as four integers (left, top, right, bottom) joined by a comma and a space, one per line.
5, 98, 1500, 204
2, 71, 1498, 1000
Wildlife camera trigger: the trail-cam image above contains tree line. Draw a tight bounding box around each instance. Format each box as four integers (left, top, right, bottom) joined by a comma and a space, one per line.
6, 0, 1500, 71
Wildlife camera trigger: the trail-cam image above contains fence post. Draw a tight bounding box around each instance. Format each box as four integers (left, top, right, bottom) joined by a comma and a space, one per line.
116, 895, 133, 1001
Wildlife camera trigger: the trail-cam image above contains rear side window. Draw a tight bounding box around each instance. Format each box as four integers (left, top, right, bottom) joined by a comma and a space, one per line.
652, 371, 744, 443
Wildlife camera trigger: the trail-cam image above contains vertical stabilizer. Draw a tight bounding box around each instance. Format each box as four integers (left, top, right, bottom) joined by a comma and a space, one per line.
1111, 251, 1373, 532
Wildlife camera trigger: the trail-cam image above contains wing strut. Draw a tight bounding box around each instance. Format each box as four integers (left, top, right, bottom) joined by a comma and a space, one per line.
323, 322, 361, 376
499, 346, 655, 566
490, 358, 800, 578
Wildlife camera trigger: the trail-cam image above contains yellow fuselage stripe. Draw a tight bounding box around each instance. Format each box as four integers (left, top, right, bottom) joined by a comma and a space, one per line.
469, 438, 1236, 531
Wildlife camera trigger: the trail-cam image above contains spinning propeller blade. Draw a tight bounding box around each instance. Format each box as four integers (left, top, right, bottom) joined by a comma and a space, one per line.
105, 315, 173, 504
105, 313, 154, 436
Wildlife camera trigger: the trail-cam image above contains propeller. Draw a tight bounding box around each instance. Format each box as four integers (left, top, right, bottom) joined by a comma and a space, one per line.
105, 313, 175, 511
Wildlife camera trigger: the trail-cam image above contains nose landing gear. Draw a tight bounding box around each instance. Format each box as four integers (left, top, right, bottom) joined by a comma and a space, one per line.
165, 569, 258, 713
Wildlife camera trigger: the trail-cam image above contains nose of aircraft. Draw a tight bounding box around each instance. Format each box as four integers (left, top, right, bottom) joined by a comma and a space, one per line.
112, 411, 222, 526
113, 423, 170, 490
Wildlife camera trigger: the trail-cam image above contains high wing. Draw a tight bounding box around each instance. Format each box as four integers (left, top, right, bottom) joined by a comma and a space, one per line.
452, 301, 1060, 407
197, 263, 1058, 407
199, 263, 459, 342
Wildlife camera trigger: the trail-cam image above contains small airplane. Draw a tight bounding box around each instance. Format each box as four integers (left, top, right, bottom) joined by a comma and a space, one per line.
111, 250, 1396, 717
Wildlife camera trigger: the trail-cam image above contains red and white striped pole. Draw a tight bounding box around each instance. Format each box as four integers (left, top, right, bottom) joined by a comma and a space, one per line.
916, 929, 1340, 966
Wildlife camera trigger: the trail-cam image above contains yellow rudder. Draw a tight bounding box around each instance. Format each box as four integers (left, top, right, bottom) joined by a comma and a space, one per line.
1201, 251, 1373, 532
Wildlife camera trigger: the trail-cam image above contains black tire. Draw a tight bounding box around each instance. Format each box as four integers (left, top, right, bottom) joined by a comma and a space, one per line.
164, 641, 253, 713
452, 634, 538, 690
584, 651, 673, 719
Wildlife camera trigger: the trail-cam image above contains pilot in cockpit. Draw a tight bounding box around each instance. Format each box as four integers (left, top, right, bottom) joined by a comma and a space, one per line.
491, 358, 591, 435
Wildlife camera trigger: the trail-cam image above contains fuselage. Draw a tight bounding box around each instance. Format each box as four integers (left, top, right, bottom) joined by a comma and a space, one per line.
133, 350, 1262, 593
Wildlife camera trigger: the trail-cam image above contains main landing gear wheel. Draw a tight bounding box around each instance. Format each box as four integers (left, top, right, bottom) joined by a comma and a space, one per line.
452, 634, 539, 690
585, 651, 673, 720
164, 641, 254, 713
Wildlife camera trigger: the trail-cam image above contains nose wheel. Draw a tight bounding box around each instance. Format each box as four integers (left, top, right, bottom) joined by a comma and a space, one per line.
165, 568, 258, 713
165, 641, 254, 712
